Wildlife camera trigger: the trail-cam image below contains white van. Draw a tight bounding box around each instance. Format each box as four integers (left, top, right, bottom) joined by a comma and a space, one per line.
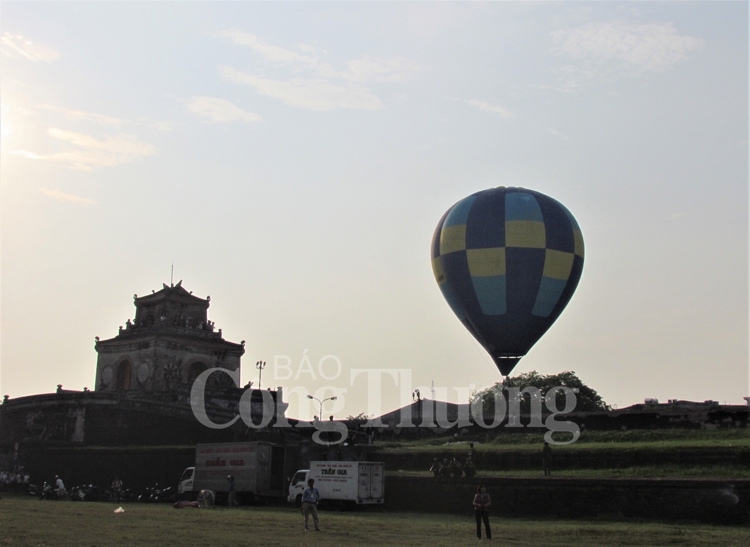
288, 461, 384, 506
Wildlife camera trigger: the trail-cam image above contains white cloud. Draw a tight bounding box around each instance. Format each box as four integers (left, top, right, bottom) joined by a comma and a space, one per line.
40, 104, 174, 133
214, 30, 346, 79
213, 30, 423, 111
40, 105, 124, 127
10, 150, 44, 160
552, 21, 704, 72
214, 30, 319, 69
343, 56, 424, 83
1, 32, 60, 62
540, 65, 596, 94
547, 127, 571, 142
186, 96, 262, 123
219, 67, 382, 112
12, 129, 157, 171
452, 98, 513, 118
149, 121, 173, 131
40, 188, 96, 206
48, 128, 155, 155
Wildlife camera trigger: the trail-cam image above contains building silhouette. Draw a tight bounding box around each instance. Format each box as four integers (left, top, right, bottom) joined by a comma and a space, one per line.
0, 282, 287, 447
94, 281, 244, 395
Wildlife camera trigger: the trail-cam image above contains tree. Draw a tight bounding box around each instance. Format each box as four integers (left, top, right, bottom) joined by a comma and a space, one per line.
471, 370, 610, 416
345, 412, 372, 424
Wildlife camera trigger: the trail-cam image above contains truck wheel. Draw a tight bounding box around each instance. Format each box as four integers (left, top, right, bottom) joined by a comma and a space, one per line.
295, 494, 302, 507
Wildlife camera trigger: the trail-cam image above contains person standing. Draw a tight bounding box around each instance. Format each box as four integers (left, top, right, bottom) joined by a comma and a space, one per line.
55, 475, 66, 499
111, 477, 123, 503
227, 475, 238, 507
469, 443, 479, 469
451, 457, 463, 477
429, 458, 440, 478
197, 489, 215, 508
473, 484, 492, 540
464, 456, 476, 478
302, 478, 321, 531
542, 442, 553, 476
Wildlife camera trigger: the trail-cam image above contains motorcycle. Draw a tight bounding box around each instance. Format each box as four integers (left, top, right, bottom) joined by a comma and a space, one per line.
157, 485, 175, 503
28, 482, 57, 500
137, 483, 174, 503
69, 484, 102, 502
138, 483, 160, 503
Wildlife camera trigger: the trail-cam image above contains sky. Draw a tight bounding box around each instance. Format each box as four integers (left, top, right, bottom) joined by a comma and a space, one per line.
0, 1, 747, 421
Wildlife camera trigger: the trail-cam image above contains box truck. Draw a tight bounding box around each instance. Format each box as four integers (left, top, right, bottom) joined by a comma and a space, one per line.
287, 461, 384, 506
178, 441, 285, 502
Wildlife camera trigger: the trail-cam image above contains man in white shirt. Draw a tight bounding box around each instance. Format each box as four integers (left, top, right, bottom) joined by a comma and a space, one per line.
301, 479, 321, 531
55, 475, 66, 498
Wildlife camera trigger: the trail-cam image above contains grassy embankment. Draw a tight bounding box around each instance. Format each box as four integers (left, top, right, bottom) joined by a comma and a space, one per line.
374, 429, 750, 479
1, 495, 749, 547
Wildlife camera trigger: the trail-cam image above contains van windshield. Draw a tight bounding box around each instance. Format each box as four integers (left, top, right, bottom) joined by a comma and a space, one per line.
180, 468, 194, 482
291, 471, 306, 485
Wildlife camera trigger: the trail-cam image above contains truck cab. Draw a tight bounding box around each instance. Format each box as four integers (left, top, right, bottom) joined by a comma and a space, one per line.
177, 467, 195, 496
287, 469, 309, 504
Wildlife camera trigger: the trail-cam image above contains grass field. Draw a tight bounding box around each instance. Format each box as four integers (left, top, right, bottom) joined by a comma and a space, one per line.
375, 429, 750, 453
386, 464, 750, 479
1, 495, 749, 547
372, 429, 750, 479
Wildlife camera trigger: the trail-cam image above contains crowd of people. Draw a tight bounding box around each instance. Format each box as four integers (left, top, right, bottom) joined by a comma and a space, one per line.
429, 442, 479, 478
429, 455, 476, 478
429, 442, 553, 478
0, 467, 30, 492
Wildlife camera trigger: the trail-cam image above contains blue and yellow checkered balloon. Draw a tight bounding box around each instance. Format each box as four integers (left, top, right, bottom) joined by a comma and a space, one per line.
431, 187, 584, 376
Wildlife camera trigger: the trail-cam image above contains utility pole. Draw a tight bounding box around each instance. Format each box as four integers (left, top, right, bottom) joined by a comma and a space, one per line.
412, 389, 422, 438
256, 361, 266, 389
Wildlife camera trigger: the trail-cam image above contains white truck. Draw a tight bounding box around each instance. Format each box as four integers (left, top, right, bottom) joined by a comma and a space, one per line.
178, 441, 285, 502
287, 461, 384, 506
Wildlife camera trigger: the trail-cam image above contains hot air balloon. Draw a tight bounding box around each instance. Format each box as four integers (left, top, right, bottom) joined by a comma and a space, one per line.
431, 187, 584, 376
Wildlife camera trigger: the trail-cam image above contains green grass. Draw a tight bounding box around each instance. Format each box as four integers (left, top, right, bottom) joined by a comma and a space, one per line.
374, 429, 750, 479
1, 495, 748, 547
375, 429, 750, 453
387, 464, 750, 479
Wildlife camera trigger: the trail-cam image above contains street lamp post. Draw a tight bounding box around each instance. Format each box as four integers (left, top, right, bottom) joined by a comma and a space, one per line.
412, 389, 422, 438
307, 394, 338, 420
307, 395, 338, 446
256, 361, 266, 390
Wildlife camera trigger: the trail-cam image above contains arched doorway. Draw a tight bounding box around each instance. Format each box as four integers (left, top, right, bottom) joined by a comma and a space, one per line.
116, 361, 132, 390
188, 362, 208, 385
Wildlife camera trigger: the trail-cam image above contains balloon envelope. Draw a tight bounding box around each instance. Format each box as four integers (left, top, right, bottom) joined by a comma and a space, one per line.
431, 187, 584, 375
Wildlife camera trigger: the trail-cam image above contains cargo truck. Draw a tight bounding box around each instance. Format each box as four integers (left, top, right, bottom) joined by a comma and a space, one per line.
287, 461, 384, 506
177, 441, 285, 503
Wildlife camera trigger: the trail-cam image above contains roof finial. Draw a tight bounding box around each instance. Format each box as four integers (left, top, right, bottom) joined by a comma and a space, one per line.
171, 262, 174, 287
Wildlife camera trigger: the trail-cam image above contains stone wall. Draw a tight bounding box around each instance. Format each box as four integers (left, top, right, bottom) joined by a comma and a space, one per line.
23, 445, 196, 491
16, 442, 373, 494
377, 446, 750, 472
383, 476, 750, 524
0, 388, 286, 446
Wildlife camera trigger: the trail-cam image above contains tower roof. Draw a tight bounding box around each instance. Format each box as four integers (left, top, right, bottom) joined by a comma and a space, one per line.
134, 280, 209, 309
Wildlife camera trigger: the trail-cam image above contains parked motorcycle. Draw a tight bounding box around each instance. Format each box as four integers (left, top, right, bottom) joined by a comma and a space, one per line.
158, 485, 175, 503
137, 483, 159, 503
137, 483, 174, 503
69, 484, 102, 502
28, 482, 57, 500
